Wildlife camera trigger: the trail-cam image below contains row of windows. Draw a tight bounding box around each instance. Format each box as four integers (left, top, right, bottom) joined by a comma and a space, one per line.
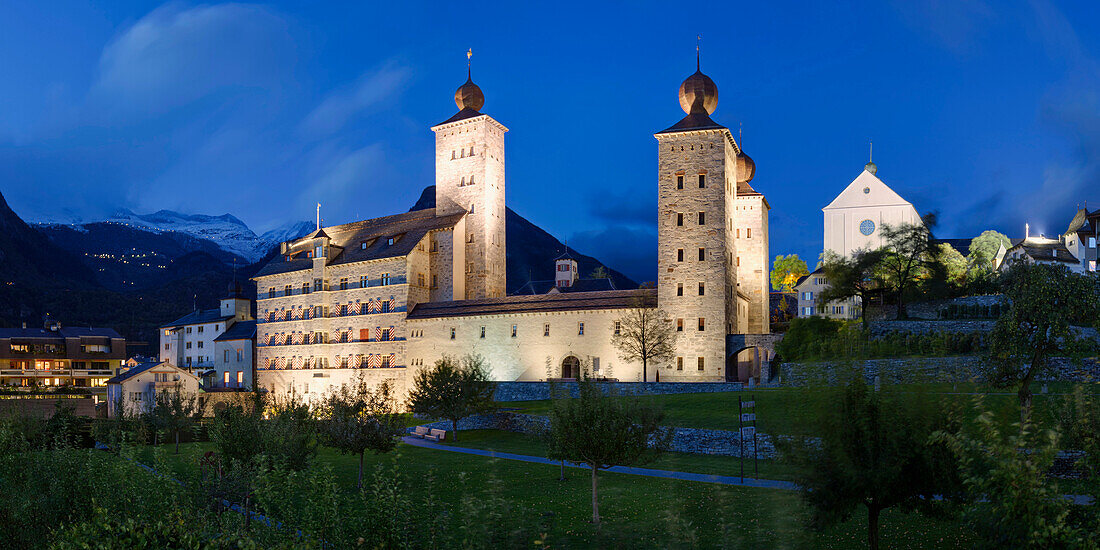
222, 349, 244, 362
450, 146, 475, 159
261, 354, 396, 370
221, 370, 245, 387
675, 282, 706, 296
176, 324, 219, 335
262, 299, 400, 322
675, 248, 708, 262
262, 327, 397, 345
675, 173, 707, 189
446, 321, 623, 340
266, 275, 399, 298
674, 318, 706, 331
674, 356, 706, 371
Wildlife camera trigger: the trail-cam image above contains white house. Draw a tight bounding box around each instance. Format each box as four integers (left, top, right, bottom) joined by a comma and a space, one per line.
160, 282, 253, 375
105, 361, 201, 417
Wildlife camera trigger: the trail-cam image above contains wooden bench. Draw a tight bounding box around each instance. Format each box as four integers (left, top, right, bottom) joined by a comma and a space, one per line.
424, 428, 447, 442
412, 426, 429, 439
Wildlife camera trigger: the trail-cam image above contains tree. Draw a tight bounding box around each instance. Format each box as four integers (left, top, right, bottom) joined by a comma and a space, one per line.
318, 378, 405, 488
545, 376, 672, 523
588, 265, 609, 279
968, 230, 1011, 272
818, 249, 886, 332
933, 400, 1088, 548
770, 254, 810, 292
406, 354, 495, 442
786, 379, 959, 550
879, 214, 938, 319
610, 299, 677, 383
988, 263, 1100, 422
936, 243, 968, 289
147, 383, 202, 454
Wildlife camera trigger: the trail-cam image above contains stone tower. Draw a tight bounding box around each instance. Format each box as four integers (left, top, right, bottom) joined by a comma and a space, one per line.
654, 52, 752, 381
732, 155, 771, 335
432, 56, 508, 299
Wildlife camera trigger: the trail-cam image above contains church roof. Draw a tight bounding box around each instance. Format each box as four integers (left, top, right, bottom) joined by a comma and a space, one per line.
253, 208, 466, 278
407, 289, 656, 319
823, 169, 916, 212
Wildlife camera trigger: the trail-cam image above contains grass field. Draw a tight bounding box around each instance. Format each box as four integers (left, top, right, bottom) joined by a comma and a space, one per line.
499, 381, 1100, 437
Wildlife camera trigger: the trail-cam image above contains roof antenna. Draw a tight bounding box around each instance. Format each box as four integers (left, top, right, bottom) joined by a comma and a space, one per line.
739, 122, 744, 147
696, 35, 701, 71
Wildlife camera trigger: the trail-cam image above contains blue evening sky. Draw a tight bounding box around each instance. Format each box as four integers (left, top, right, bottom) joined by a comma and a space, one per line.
1, 1, 1098, 282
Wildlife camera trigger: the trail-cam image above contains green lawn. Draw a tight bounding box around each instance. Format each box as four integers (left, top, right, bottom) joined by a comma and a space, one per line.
441, 429, 805, 482
500, 381, 1100, 437
138, 440, 975, 548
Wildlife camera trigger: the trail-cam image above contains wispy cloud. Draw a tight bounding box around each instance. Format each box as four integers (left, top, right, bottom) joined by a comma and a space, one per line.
892, 0, 996, 55
300, 63, 411, 137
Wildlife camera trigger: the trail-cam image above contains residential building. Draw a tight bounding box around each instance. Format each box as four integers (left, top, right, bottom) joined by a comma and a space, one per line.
160, 282, 253, 375
794, 268, 860, 321
0, 321, 125, 389
105, 361, 200, 417
212, 320, 255, 390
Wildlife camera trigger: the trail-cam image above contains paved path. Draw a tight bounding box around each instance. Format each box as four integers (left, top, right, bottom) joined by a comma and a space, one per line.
403, 436, 1097, 505
401, 436, 799, 491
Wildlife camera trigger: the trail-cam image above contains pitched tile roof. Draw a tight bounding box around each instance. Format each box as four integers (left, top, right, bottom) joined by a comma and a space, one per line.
407, 289, 657, 319
656, 112, 727, 134
511, 278, 618, 295
214, 320, 256, 342
253, 208, 465, 278
0, 326, 123, 339
1005, 239, 1079, 264
161, 308, 234, 329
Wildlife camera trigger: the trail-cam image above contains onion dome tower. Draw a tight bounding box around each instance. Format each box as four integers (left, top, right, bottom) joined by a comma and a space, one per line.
441, 49, 485, 124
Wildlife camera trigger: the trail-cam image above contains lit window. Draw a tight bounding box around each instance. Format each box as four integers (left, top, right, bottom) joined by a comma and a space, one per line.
340, 278, 348, 290
223, 371, 230, 385
698, 318, 705, 331
676, 319, 683, 332
387, 237, 395, 246
578, 322, 585, 336
237, 371, 243, 385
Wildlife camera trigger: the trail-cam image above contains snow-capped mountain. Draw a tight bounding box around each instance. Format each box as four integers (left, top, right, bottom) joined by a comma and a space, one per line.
35, 209, 313, 264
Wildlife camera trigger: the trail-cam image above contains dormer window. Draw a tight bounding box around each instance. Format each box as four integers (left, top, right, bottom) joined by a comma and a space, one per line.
386, 237, 395, 246
314, 246, 323, 258
361, 242, 367, 250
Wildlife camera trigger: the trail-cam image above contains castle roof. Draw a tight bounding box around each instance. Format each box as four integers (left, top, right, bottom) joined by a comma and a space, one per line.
253, 208, 466, 278
161, 308, 234, 329
407, 289, 656, 319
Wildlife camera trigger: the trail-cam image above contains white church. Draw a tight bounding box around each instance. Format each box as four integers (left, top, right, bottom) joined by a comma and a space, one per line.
795, 157, 921, 319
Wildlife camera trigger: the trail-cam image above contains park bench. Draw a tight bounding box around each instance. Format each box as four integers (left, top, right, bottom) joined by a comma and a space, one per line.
424, 428, 447, 442
412, 426, 429, 439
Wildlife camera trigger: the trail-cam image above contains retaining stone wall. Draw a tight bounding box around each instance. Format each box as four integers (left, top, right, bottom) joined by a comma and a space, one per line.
778, 355, 1100, 386
492, 381, 744, 402
413, 411, 776, 458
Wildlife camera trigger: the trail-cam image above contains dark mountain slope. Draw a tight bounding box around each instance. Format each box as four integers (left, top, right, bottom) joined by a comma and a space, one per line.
409, 186, 637, 292
0, 190, 94, 287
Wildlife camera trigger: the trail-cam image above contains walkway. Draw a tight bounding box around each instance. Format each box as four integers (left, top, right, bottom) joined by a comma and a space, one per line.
403, 436, 1097, 505
401, 436, 799, 491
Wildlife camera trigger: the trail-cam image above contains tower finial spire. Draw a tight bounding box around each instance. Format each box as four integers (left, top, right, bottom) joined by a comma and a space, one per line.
696, 35, 701, 71
467, 48, 472, 79
869, 139, 873, 162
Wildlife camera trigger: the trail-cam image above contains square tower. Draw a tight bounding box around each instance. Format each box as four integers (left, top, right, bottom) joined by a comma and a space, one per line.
431, 76, 508, 299
655, 127, 739, 382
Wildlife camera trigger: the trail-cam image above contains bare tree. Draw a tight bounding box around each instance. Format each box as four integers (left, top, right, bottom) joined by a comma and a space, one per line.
610, 299, 677, 383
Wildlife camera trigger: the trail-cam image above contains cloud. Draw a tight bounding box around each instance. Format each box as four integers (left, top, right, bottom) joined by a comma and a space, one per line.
300, 63, 412, 137
587, 189, 654, 227
892, 0, 996, 55
91, 3, 292, 115
298, 143, 387, 205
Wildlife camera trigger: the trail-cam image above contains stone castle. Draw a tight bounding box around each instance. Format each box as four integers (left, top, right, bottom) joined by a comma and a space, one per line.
251, 53, 771, 401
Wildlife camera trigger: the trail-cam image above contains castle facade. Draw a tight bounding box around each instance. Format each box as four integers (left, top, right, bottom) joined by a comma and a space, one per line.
252, 55, 770, 401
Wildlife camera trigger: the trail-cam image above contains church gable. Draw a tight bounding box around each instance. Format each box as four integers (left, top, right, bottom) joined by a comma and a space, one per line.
824, 170, 913, 211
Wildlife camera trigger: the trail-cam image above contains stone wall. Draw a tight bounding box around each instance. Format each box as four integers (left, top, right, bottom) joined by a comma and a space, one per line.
492, 380, 744, 402
778, 355, 1100, 386
414, 410, 775, 458
867, 295, 1005, 321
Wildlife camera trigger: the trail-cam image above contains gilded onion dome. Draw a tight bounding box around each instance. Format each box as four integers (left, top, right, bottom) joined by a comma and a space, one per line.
454, 73, 484, 112
678, 68, 718, 115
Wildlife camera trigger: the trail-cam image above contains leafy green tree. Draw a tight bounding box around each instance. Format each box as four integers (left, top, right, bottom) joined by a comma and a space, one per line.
318, 378, 405, 488
147, 383, 202, 454
933, 401, 1088, 549
988, 263, 1100, 422
208, 391, 317, 471
936, 243, 969, 289
786, 379, 960, 550
771, 254, 810, 292
968, 230, 1011, 272
819, 249, 886, 332
208, 392, 266, 467
610, 300, 678, 383
879, 214, 938, 319
545, 376, 672, 523
588, 265, 609, 279
407, 354, 495, 442
1053, 386, 1100, 479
